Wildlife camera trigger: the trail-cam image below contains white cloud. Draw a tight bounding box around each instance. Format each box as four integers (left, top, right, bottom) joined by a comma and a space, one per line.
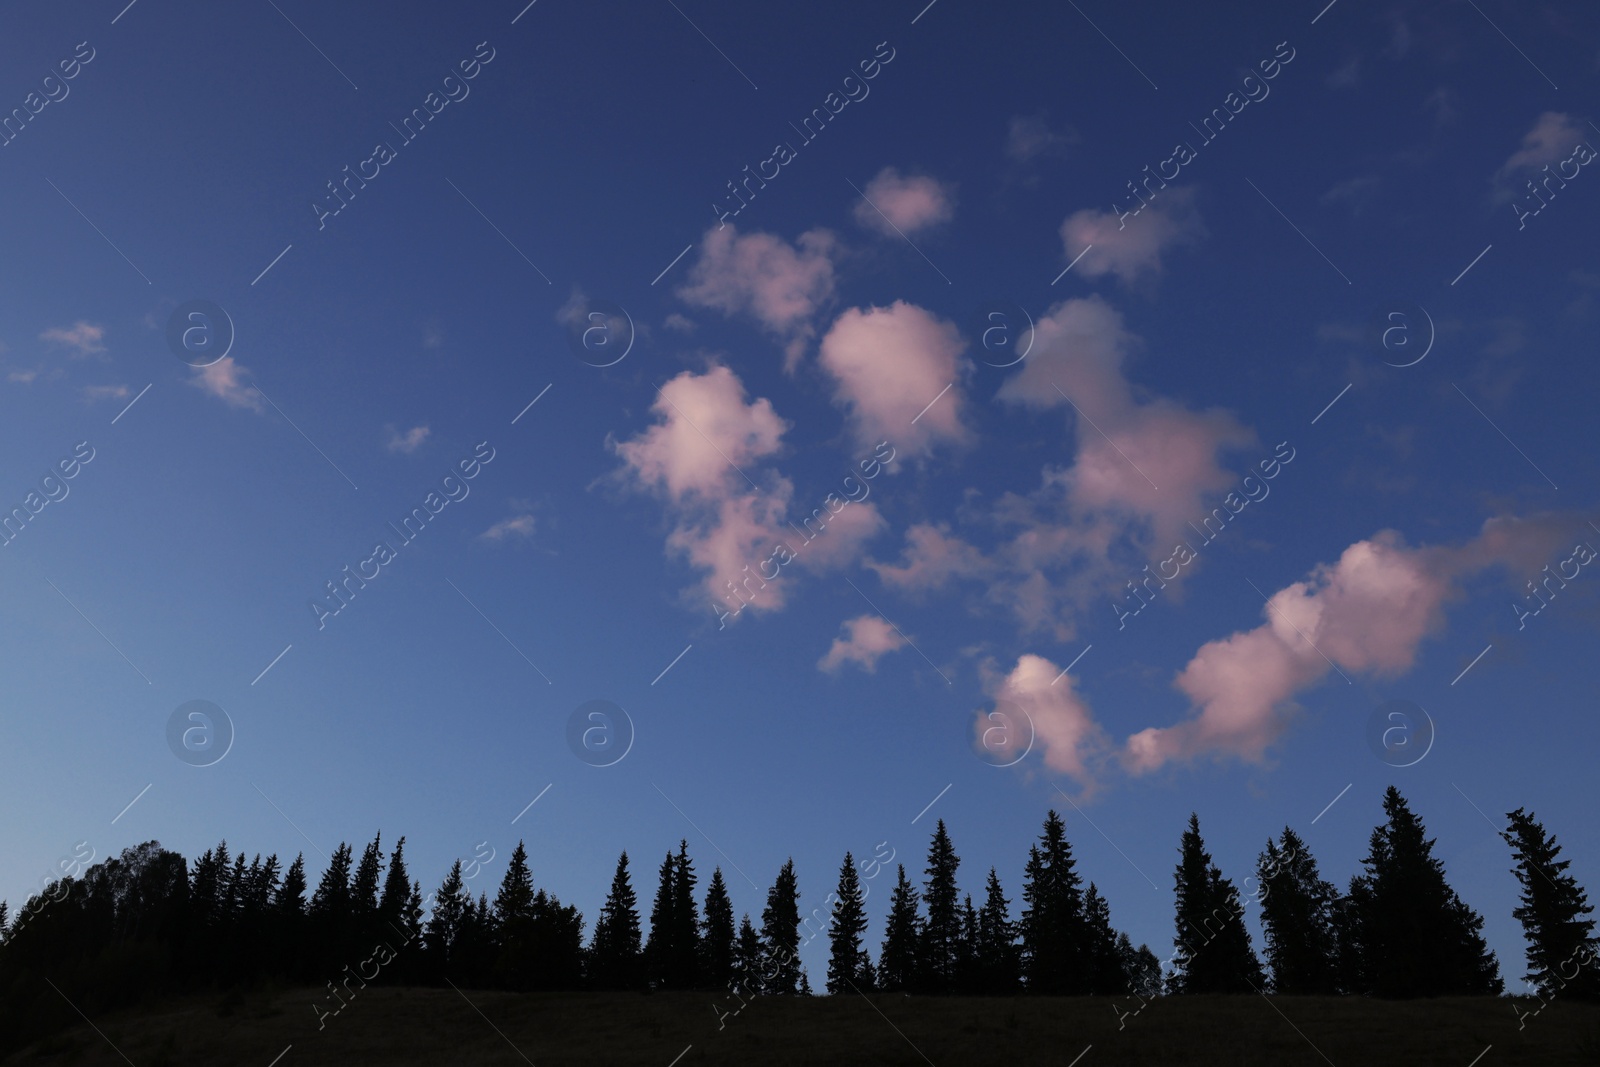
978, 653, 1108, 785
82, 385, 130, 402
1495, 112, 1590, 201
818, 615, 907, 673
1006, 113, 1076, 162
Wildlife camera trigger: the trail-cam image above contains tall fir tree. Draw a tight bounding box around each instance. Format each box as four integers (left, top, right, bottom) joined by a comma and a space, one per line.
590, 851, 643, 990
731, 913, 764, 996
1505, 807, 1599, 1000
669, 841, 702, 987
918, 820, 963, 992
1344, 787, 1502, 997
701, 868, 736, 990
1019, 811, 1085, 993
424, 860, 469, 980
878, 864, 922, 992
353, 833, 385, 917
1168, 814, 1265, 994
760, 859, 802, 994
1256, 827, 1340, 994
1082, 883, 1127, 994
826, 852, 869, 994
975, 868, 1020, 995
491, 841, 538, 990
644, 850, 677, 988
378, 837, 413, 932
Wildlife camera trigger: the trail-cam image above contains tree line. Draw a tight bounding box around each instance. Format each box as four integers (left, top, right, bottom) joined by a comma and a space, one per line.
0, 786, 1593, 1053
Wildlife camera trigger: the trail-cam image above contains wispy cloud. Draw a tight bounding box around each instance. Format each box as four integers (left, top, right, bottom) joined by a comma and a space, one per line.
386, 424, 431, 454
40, 321, 106, 356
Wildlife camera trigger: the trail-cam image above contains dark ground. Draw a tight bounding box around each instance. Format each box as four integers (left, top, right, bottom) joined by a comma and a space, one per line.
4, 986, 1597, 1066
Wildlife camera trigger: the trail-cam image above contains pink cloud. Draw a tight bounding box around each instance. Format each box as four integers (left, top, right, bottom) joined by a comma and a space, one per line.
614, 365, 788, 502
387, 425, 431, 454
677, 225, 836, 367
1058, 188, 1204, 284
1124, 515, 1584, 773
818, 301, 970, 454
871, 523, 990, 590
819, 614, 907, 673
480, 514, 536, 542
188, 357, 261, 411
1496, 111, 1588, 198
866, 296, 1252, 638
979, 653, 1108, 784
853, 167, 954, 235
40, 321, 106, 356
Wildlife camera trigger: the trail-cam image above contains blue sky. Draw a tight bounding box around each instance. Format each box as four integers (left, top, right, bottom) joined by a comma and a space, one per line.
3, 0, 1599, 989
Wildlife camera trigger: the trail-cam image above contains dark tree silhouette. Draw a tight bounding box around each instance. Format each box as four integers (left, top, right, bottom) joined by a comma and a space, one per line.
1168, 814, 1265, 994
975, 868, 1020, 995
760, 859, 803, 994
919, 820, 963, 992
1256, 827, 1340, 994
589, 851, 643, 990
827, 852, 870, 994
731, 913, 764, 996
878, 864, 921, 992
1020, 810, 1085, 993
1082, 883, 1127, 994
1343, 787, 1501, 997
424, 860, 470, 982
1505, 807, 1599, 1000
701, 867, 736, 990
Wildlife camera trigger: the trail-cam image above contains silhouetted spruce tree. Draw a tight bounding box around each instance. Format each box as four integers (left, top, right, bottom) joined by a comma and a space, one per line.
955, 895, 980, 993
1256, 827, 1340, 994
353, 833, 384, 919
491, 841, 537, 990
423, 860, 469, 981
731, 914, 764, 996
668, 841, 702, 987
918, 820, 963, 992
589, 852, 643, 990
1506, 808, 1600, 1000
761, 859, 802, 994
644, 850, 677, 988
1345, 787, 1501, 997
1117, 934, 1163, 998
1083, 883, 1126, 994
878, 864, 921, 992
1020, 810, 1085, 993
975, 868, 1020, 995
701, 868, 736, 989
827, 852, 869, 993
276, 853, 308, 980
1168, 814, 1265, 994
378, 837, 412, 930
525, 887, 585, 989
309, 842, 354, 971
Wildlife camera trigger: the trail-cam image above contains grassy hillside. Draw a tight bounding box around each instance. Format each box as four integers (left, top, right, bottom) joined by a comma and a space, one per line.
5, 987, 1597, 1066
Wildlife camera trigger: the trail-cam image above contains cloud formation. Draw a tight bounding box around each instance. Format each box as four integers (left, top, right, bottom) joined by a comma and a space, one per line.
40, 322, 106, 356
1496, 111, 1588, 198
480, 514, 536, 542
979, 653, 1107, 783
678, 226, 836, 367
853, 167, 954, 235
387, 425, 431, 454
818, 301, 969, 454
1124, 514, 1581, 773
874, 295, 1252, 640
188, 357, 262, 411
819, 614, 907, 673
1058, 188, 1204, 284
